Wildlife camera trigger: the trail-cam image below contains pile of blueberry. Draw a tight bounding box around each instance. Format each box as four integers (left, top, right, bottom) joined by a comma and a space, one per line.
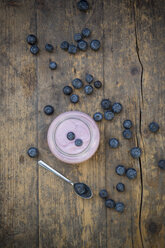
67, 132, 83, 147
93, 99, 122, 123
63, 73, 102, 104
122, 120, 133, 139
98, 166, 137, 213
99, 189, 125, 213
26, 34, 57, 70
60, 27, 101, 55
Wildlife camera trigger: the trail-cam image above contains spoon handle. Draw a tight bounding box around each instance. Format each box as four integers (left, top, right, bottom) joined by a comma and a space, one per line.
38, 160, 74, 186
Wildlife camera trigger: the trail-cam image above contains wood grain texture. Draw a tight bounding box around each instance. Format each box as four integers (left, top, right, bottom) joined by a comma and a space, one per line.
0, 0, 164, 248
0, 1, 38, 248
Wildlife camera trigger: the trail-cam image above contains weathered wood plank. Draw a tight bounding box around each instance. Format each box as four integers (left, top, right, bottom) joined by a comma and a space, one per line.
0, 1, 38, 247
37, 0, 106, 247
135, 1, 165, 247
103, 0, 144, 247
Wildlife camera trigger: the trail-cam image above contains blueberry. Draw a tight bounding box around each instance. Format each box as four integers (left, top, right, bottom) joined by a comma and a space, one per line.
85, 73, 93, 83
74, 33, 82, 42
116, 183, 125, 192
148, 122, 159, 133
93, 112, 103, 122
115, 165, 126, 176
123, 129, 132, 139
75, 139, 83, 146
115, 202, 125, 213
109, 138, 119, 148
49, 61, 57, 70
68, 44, 77, 54
77, 40, 88, 51
27, 147, 39, 158
126, 168, 137, 179
74, 183, 86, 195
99, 189, 108, 199
104, 111, 114, 121
63, 86, 73, 95
101, 99, 111, 110
60, 41, 69, 50
44, 105, 54, 115
112, 102, 122, 113
90, 40, 101, 51
72, 78, 83, 89
158, 160, 165, 170
26, 34, 37, 45
105, 199, 116, 208
67, 132, 75, 141
45, 43, 54, 52
130, 147, 141, 158
77, 0, 89, 11
82, 28, 91, 38
30, 45, 39, 55
123, 120, 132, 129
70, 94, 79, 103
94, 80, 102, 89
84, 85, 93, 95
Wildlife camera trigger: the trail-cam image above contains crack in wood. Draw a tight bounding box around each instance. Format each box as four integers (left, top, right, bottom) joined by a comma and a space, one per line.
132, 1, 145, 248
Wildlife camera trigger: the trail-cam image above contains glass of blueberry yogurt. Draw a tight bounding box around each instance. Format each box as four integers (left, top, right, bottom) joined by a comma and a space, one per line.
47, 111, 100, 164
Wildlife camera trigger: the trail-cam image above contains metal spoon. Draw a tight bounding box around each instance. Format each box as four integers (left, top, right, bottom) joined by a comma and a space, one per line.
38, 160, 93, 199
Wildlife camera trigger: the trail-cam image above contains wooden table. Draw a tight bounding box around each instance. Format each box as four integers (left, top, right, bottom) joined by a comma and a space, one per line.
0, 0, 164, 247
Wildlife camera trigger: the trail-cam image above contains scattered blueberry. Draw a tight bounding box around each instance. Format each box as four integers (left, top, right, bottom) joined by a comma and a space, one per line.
49, 61, 57, 70
112, 102, 122, 113
60, 41, 69, 50
85, 73, 93, 83
77, 0, 89, 11
130, 147, 141, 158
115, 165, 126, 176
94, 80, 102, 89
82, 28, 91, 38
116, 183, 125, 192
84, 85, 93, 95
90, 40, 101, 51
30, 45, 39, 55
101, 99, 111, 110
99, 189, 108, 199
77, 40, 88, 51
44, 105, 54, 115
45, 43, 54, 52
74, 33, 82, 42
26, 34, 37, 45
123, 129, 132, 139
123, 120, 132, 129
126, 168, 137, 179
75, 139, 83, 146
68, 44, 77, 54
105, 199, 116, 208
93, 112, 103, 122
27, 147, 39, 158
109, 138, 119, 148
115, 202, 125, 213
70, 94, 79, 103
67, 132, 75, 141
148, 122, 160, 133
72, 78, 83, 89
63, 86, 73, 95
104, 111, 114, 121
158, 160, 165, 170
